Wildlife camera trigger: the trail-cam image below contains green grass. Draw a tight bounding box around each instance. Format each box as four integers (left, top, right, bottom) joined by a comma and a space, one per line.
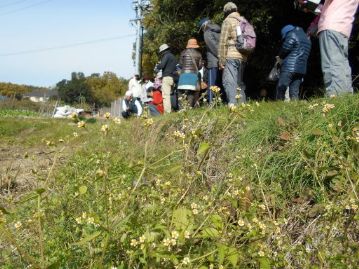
0, 95, 358, 269
0, 109, 41, 118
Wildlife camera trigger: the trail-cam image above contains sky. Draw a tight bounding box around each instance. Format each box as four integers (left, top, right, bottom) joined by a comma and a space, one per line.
0, 0, 136, 87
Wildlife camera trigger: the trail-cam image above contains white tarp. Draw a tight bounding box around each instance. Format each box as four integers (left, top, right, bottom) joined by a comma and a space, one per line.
53, 105, 84, 118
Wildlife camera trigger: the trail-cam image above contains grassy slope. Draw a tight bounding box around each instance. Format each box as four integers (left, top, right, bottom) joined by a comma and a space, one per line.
0, 95, 358, 269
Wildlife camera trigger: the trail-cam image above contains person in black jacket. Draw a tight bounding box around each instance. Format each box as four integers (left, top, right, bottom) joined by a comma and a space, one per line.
155, 44, 178, 113
276, 25, 311, 100
199, 18, 221, 103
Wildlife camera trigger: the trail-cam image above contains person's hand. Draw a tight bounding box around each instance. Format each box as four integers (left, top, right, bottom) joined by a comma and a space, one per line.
275, 56, 282, 65
219, 64, 225, 70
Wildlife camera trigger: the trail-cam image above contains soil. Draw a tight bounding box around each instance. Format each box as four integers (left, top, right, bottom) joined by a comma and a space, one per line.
0, 145, 68, 199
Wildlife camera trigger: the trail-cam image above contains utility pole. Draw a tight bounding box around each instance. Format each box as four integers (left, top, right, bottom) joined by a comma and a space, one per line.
131, 0, 152, 77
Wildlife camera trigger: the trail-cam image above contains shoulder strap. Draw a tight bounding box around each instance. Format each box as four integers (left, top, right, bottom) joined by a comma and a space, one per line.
188, 50, 199, 72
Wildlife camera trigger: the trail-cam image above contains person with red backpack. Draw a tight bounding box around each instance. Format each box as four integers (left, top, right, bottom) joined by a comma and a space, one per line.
218, 2, 256, 108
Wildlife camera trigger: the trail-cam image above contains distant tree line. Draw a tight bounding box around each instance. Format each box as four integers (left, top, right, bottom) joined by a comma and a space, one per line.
0, 82, 33, 99
142, 0, 359, 98
56, 72, 128, 107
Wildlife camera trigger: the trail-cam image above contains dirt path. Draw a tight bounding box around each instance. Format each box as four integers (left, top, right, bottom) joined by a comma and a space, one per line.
0, 145, 68, 199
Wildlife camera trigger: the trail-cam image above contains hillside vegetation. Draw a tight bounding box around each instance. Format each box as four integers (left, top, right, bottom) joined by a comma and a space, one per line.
0, 95, 358, 268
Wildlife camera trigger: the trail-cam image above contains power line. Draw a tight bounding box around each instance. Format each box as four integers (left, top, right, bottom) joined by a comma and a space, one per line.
0, 0, 30, 9
0, 34, 136, 56
0, 0, 55, 16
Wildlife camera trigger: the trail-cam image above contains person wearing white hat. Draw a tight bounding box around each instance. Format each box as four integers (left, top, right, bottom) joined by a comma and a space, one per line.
155, 44, 178, 113
121, 90, 143, 119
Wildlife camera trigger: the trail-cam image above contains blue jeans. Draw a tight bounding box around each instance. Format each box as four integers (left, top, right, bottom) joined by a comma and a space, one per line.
276, 72, 303, 100
207, 67, 219, 103
148, 104, 161, 117
223, 59, 246, 105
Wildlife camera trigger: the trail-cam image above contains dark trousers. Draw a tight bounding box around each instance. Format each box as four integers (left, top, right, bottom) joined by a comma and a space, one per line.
207, 67, 219, 103
276, 72, 304, 100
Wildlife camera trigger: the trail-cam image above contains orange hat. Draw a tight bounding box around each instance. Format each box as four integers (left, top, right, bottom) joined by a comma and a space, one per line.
186, 38, 200, 49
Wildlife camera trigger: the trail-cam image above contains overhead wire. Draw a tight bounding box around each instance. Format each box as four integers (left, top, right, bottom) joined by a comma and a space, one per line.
0, 0, 55, 16
0, 34, 136, 56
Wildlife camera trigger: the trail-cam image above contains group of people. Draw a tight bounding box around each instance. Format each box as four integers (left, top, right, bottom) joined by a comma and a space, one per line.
122, 0, 358, 119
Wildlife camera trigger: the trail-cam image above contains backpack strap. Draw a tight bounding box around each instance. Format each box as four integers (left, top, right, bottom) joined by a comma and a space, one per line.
188, 50, 199, 72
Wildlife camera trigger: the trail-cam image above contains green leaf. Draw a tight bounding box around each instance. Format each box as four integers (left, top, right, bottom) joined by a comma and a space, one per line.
16, 192, 38, 204
227, 247, 239, 267
47, 260, 60, 269
168, 164, 182, 174
172, 207, 193, 231
217, 244, 226, 265
311, 128, 324, 136
35, 188, 46, 195
197, 142, 210, 157
201, 227, 220, 238
79, 185, 88, 195
210, 214, 223, 230
73, 231, 102, 246
259, 257, 271, 269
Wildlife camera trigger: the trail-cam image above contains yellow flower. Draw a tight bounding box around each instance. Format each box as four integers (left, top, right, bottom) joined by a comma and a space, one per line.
144, 118, 154, 127
353, 127, 359, 143
322, 103, 335, 113
104, 112, 111, 119
210, 86, 221, 93
73, 132, 79, 137
75, 217, 82, 224
113, 117, 122, 124
77, 121, 86, 128
184, 231, 191, 239
101, 124, 109, 133
308, 103, 319, 110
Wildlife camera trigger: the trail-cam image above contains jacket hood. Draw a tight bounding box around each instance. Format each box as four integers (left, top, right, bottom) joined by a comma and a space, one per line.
281, 25, 295, 40
206, 23, 221, 33
227, 12, 241, 20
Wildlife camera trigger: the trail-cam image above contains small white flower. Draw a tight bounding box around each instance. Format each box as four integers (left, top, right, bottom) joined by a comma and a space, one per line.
14, 221, 22, 229
182, 257, 190, 265
139, 235, 146, 243
171, 231, 179, 240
